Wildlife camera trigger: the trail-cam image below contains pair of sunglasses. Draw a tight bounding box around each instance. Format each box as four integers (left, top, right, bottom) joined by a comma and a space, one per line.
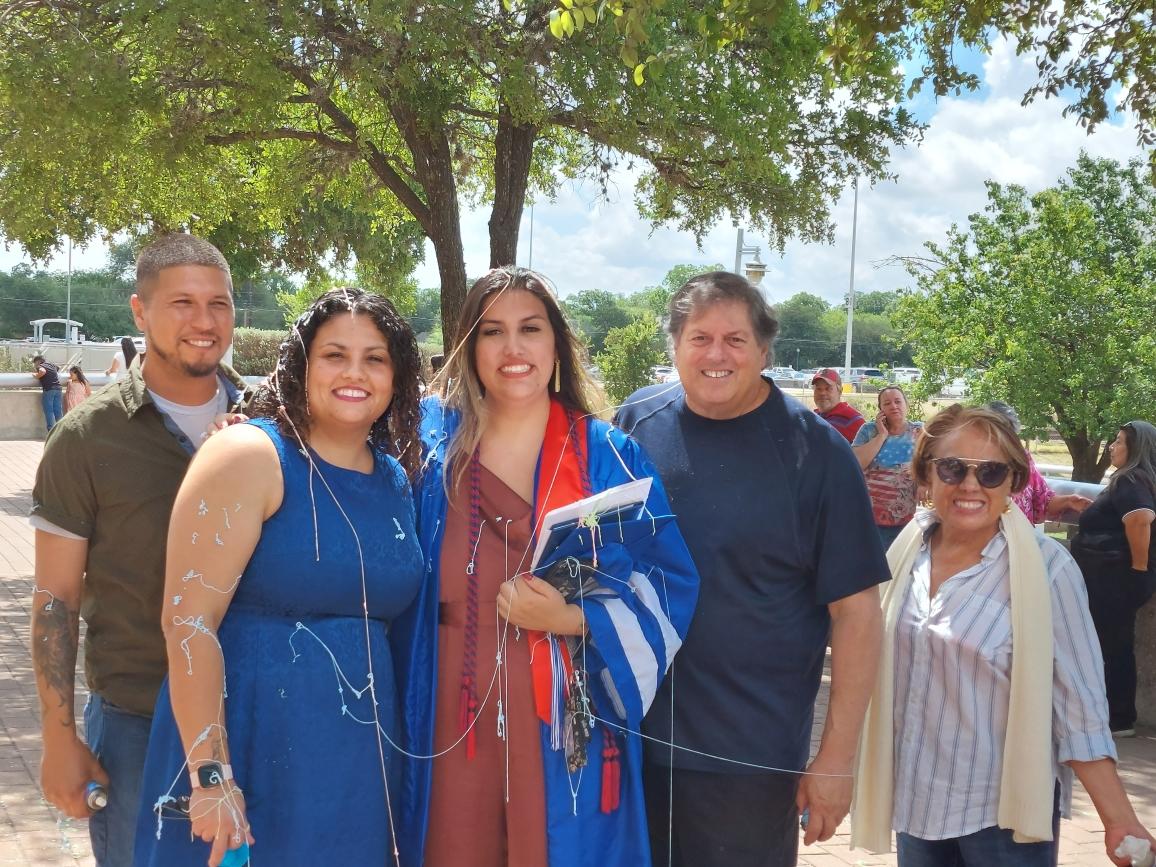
930, 457, 1011, 488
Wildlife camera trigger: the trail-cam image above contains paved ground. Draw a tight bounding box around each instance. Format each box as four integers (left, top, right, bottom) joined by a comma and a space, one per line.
0, 439, 1153, 866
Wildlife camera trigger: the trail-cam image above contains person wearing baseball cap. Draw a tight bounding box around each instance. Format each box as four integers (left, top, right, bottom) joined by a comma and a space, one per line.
812, 368, 865, 443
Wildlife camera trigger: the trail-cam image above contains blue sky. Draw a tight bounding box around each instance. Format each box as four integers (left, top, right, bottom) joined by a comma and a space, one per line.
1, 38, 1147, 309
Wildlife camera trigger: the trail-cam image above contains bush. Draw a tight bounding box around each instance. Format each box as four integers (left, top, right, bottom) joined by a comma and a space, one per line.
595, 315, 665, 408
0, 347, 24, 373
232, 328, 285, 376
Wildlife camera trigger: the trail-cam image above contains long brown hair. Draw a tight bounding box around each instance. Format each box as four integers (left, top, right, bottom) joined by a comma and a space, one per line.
441, 266, 600, 492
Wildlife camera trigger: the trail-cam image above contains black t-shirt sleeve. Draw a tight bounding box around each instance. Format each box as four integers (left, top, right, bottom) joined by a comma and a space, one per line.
1112, 474, 1156, 517
811, 430, 891, 605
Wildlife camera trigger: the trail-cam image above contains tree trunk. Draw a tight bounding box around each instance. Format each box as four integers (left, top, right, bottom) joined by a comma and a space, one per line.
488, 106, 537, 269
389, 105, 468, 348
1064, 431, 1112, 483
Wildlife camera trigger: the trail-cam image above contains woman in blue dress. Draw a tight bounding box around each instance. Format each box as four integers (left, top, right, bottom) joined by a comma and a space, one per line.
134, 289, 425, 866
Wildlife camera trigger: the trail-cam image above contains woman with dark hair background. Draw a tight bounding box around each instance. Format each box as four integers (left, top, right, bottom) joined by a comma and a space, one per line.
1072, 420, 1156, 737
105, 336, 140, 379
134, 288, 425, 866
852, 386, 924, 548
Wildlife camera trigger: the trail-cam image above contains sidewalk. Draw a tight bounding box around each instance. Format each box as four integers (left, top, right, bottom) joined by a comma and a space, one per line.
0, 439, 1153, 865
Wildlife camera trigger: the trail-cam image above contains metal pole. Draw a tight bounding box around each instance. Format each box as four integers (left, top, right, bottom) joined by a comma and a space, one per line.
734, 226, 743, 274
65, 237, 73, 345
843, 178, 859, 383
527, 203, 534, 270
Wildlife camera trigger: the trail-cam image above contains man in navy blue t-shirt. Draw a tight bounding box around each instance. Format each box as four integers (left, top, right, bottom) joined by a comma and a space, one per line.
617, 272, 888, 867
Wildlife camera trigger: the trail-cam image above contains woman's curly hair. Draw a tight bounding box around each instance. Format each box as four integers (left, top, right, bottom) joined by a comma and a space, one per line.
248, 287, 423, 480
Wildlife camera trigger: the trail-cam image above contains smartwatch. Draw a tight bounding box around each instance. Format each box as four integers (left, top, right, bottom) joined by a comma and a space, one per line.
191, 762, 234, 789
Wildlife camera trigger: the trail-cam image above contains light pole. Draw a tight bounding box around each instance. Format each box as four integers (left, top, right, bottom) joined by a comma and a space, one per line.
65, 236, 73, 345
527, 202, 535, 270
734, 226, 767, 289
843, 178, 859, 384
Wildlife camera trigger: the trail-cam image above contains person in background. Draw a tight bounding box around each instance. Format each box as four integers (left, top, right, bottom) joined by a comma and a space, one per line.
1071, 420, 1156, 738
105, 336, 140, 380
64, 367, 92, 413
29, 234, 248, 866
32, 354, 64, 431
852, 386, 924, 548
986, 400, 1092, 524
618, 272, 887, 867
853, 405, 1153, 866
812, 367, 865, 443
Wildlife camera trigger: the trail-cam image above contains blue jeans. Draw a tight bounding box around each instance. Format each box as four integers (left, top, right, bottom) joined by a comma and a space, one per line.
83, 694, 152, 867
41, 388, 63, 431
897, 790, 1061, 867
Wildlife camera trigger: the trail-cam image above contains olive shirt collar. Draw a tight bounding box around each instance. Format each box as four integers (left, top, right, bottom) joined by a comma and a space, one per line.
118, 357, 251, 453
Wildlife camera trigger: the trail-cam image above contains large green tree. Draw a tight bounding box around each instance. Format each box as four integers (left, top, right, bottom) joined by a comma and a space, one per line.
893, 153, 1156, 481
775, 292, 830, 368
0, 262, 137, 340
579, 0, 1156, 161
0, 0, 917, 344
564, 288, 633, 355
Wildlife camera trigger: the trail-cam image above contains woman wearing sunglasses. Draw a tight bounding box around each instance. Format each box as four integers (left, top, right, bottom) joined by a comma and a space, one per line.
1072, 420, 1156, 738
852, 405, 1152, 866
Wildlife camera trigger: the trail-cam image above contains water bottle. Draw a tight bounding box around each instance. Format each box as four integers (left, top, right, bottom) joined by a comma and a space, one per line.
220, 841, 250, 867
1116, 835, 1156, 867
84, 781, 108, 811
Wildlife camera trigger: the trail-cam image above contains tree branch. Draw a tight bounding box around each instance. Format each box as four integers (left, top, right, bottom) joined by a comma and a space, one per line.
203, 128, 359, 152
279, 62, 432, 231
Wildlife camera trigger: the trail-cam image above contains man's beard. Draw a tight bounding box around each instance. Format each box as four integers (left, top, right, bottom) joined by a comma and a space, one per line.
148, 342, 220, 378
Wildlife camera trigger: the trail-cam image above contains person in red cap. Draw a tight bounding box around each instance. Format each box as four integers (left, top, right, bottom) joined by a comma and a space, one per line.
812, 368, 865, 443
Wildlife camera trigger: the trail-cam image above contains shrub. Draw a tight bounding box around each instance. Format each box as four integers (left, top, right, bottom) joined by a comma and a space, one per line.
595, 315, 665, 408
232, 328, 285, 376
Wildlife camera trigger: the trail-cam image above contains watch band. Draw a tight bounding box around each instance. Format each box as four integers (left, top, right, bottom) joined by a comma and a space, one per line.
190, 762, 234, 789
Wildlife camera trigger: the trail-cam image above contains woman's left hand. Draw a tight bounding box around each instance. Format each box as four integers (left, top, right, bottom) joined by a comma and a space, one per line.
1104, 822, 1156, 866
497, 576, 584, 635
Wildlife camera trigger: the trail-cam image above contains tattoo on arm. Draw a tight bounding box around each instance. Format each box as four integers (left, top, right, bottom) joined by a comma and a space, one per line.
31, 597, 80, 728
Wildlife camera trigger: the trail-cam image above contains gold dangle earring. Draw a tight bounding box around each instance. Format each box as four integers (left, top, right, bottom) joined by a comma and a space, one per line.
554, 359, 561, 393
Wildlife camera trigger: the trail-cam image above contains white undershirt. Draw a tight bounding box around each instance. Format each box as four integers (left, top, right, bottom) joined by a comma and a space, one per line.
30, 388, 227, 540
148, 387, 227, 448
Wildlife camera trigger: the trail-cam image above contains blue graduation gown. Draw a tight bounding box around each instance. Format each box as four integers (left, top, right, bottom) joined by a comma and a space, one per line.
390, 399, 700, 866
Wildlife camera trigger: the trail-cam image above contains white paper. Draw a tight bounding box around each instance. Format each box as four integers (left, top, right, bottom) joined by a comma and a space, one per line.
530, 476, 652, 569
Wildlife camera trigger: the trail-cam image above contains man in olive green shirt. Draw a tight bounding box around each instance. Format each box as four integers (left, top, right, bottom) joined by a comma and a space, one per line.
30, 234, 249, 866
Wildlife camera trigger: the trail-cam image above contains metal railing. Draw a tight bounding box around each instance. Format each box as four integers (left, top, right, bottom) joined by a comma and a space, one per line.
0, 373, 268, 388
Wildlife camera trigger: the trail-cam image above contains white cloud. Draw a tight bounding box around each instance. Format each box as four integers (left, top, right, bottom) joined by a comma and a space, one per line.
4, 38, 1148, 314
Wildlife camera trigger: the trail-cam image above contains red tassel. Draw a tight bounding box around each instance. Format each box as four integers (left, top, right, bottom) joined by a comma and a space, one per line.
600, 727, 621, 814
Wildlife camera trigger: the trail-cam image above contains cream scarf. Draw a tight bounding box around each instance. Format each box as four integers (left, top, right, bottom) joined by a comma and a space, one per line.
850, 506, 1055, 852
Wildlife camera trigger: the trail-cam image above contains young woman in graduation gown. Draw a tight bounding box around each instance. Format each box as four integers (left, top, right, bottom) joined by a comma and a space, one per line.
391, 267, 700, 867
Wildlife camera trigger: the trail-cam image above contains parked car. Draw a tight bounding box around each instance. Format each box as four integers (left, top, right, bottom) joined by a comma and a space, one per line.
890, 367, 922, 384
650, 365, 679, 384
940, 377, 970, 398
848, 367, 884, 384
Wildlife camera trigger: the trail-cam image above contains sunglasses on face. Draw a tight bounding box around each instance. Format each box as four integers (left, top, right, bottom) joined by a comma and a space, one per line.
930, 457, 1011, 488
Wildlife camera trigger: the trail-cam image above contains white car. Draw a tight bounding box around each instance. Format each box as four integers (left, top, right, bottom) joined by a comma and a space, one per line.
940, 377, 970, 398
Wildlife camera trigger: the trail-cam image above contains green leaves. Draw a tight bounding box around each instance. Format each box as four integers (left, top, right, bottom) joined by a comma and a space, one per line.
595, 314, 665, 407
893, 153, 1156, 481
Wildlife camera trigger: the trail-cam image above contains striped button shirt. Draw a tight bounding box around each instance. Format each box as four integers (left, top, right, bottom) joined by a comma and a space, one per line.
892, 513, 1116, 840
